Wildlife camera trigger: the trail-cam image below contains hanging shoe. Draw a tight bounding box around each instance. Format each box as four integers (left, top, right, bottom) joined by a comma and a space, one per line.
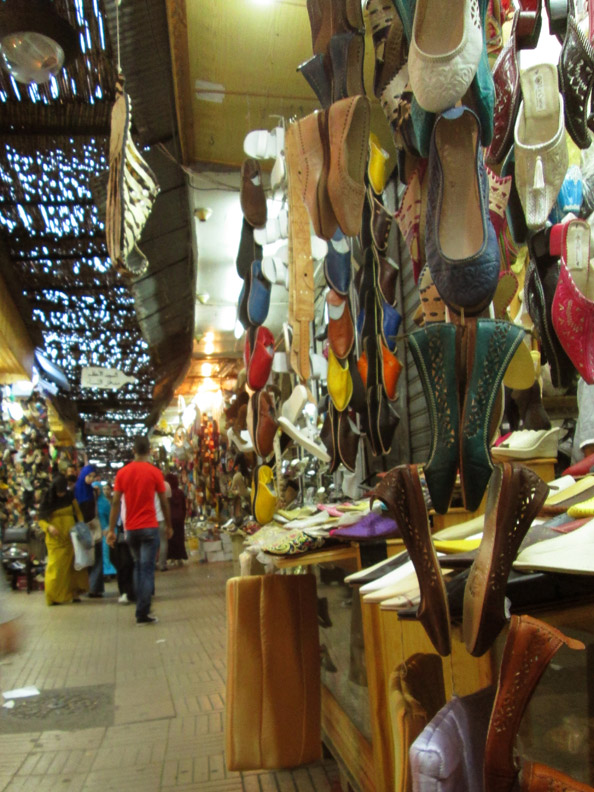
327, 95, 371, 238
372, 464, 451, 656
240, 158, 267, 229
293, 109, 338, 241
558, 14, 594, 150
459, 319, 526, 512
484, 615, 584, 792
251, 465, 278, 525
328, 31, 365, 103
425, 106, 500, 315
550, 218, 594, 384
324, 229, 352, 295
524, 233, 575, 389
514, 62, 569, 231
408, 0, 483, 113
297, 53, 332, 109
463, 462, 549, 657
408, 323, 459, 514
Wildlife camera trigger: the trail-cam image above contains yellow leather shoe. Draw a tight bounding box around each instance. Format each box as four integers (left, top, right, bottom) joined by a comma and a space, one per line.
503, 339, 536, 390
251, 465, 277, 525
368, 132, 390, 195
327, 348, 353, 411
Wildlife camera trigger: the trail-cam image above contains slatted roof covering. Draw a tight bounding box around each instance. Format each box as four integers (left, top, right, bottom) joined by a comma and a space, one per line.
0, 0, 194, 461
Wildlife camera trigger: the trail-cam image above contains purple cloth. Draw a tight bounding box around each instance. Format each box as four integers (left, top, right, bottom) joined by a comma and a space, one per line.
410, 686, 495, 792
329, 512, 399, 541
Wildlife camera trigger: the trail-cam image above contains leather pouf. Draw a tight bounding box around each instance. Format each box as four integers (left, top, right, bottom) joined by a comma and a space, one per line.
225, 574, 322, 770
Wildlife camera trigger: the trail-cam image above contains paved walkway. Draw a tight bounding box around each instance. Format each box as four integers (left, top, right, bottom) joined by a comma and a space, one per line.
0, 561, 339, 791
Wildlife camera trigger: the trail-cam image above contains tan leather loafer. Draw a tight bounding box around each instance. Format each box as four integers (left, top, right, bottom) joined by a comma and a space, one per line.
327, 95, 371, 237
294, 109, 338, 240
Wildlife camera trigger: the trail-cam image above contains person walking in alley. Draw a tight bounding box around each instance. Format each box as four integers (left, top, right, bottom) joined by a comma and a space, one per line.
106, 437, 172, 624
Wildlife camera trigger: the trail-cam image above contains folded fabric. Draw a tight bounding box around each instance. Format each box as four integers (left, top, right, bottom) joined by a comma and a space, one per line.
260, 528, 326, 556
330, 512, 399, 541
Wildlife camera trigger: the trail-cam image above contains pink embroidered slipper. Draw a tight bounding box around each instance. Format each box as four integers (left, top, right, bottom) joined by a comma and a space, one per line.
551, 219, 594, 383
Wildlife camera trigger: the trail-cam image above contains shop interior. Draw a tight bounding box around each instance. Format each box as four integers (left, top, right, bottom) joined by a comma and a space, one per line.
2, 0, 594, 789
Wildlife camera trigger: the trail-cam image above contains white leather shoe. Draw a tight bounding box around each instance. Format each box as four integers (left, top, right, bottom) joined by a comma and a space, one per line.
408, 0, 483, 113
491, 427, 561, 460
514, 63, 569, 231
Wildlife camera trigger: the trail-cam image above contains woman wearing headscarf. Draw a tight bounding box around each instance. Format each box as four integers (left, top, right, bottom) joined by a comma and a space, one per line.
96, 483, 116, 577
165, 473, 187, 565
38, 475, 89, 605
74, 464, 103, 597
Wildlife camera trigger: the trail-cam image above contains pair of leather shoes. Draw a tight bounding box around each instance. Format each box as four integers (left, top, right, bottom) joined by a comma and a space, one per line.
320, 401, 360, 472
293, 95, 371, 239
372, 462, 548, 658
409, 318, 525, 513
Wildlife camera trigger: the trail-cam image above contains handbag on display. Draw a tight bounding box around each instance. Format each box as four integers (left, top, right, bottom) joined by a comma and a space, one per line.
225, 573, 321, 770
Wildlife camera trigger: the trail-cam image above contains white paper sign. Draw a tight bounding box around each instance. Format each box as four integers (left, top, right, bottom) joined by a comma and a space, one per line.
81, 367, 137, 390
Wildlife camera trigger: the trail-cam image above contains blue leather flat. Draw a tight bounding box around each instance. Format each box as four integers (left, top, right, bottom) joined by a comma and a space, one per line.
425, 106, 500, 315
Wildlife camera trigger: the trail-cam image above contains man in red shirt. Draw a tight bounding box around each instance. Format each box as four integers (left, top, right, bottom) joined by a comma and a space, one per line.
107, 436, 172, 624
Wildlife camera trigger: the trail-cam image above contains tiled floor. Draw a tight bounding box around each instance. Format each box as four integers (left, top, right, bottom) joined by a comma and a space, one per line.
0, 561, 340, 791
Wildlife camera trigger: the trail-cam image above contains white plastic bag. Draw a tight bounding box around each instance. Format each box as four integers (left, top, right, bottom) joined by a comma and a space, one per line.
70, 530, 94, 570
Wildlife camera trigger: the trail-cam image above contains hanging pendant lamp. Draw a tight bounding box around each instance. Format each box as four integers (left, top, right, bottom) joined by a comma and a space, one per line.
0, 0, 77, 85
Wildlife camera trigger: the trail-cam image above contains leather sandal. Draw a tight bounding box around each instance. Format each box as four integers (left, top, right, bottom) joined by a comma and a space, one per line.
484, 614, 585, 792
463, 462, 549, 657
371, 464, 452, 656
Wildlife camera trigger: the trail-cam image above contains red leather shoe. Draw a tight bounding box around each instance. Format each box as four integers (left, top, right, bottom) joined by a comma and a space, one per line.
563, 452, 594, 477
244, 326, 275, 391
550, 219, 594, 384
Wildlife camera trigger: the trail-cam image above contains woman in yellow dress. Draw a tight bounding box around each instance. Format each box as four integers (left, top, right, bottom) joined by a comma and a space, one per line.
38, 475, 89, 605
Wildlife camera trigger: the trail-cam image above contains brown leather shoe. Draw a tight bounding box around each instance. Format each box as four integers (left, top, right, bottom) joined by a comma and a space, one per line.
329, 31, 365, 103
307, 0, 364, 55
327, 95, 371, 238
293, 110, 338, 241
327, 289, 354, 359
463, 462, 549, 657
337, 408, 359, 471
248, 390, 278, 459
372, 465, 451, 656
521, 762, 594, 791
484, 615, 585, 792
240, 158, 267, 229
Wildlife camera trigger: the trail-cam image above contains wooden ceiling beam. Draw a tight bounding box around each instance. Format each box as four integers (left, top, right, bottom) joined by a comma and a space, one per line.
165, 0, 195, 165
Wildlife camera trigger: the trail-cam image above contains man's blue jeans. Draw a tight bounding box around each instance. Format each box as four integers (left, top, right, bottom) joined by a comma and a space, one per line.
125, 528, 159, 620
